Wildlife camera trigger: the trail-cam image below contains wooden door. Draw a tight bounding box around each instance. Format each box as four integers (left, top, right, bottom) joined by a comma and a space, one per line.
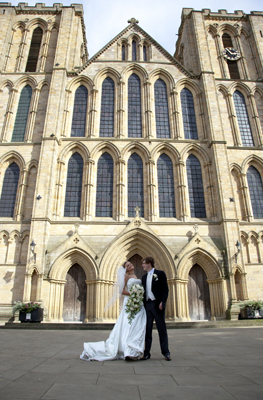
128, 254, 144, 280
187, 264, 211, 320
63, 264, 87, 322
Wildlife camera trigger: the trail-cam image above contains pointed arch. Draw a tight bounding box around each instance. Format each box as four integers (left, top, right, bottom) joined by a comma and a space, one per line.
121, 142, 150, 163
0, 162, 20, 217
14, 76, 38, 91
181, 143, 210, 166
93, 66, 121, 88
121, 63, 148, 82
91, 141, 120, 163
151, 142, 180, 164
59, 141, 90, 165
0, 151, 25, 171
149, 69, 175, 91
241, 154, 263, 176
67, 75, 93, 93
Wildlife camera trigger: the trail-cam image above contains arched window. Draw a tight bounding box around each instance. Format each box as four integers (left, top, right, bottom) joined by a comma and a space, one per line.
128, 153, 144, 217
132, 40, 137, 61
96, 153, 114, 217
12, 85, 32, 142
247, 166, 263, 219
233, 91, 254, 147
122, 44, 125, 61
64, 153, 83, 217
71, 86, 88, 137
222, 33, 240, 79
128, 74, 142, 137
26, 27, 43, 72
186, 155, 206, 218
143, 45, 147, 61
180, 88, 198, 140
154, 79, 170, 138
0, 163, 20, 217
99, 77, 115, 137
157, 154, 175, 217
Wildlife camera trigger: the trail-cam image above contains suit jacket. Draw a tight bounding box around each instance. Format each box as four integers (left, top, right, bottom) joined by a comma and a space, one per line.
142, 269, 169, 309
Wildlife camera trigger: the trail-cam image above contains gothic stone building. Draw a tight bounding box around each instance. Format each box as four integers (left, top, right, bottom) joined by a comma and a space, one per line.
0, 3, 263, 323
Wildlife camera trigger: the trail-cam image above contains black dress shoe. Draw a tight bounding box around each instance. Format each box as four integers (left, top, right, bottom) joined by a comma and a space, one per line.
163, 353, 171, 361
141, 353, 151, 360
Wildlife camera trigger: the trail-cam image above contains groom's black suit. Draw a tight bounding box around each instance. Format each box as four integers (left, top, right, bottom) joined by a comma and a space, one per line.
142, 269, 169, 356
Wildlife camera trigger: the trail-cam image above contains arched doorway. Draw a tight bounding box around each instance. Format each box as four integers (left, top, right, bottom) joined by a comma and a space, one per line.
128, 254, 144, 280
63, 264, 87, 322
187, 264, 211, 320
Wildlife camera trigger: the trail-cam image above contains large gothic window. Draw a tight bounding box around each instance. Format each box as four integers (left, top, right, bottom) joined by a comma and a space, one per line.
26, 27, 43, 72
233, 91, 254, 147
128, 153, 144, 217
155, 79, 170, 138
128, 74, 142, 137
96, 153, 114, 217
157, 154, 175, 217
64, 153, 83, 217
0, 163, 20, 217
247, 166, 263, 219
181, 88, 198, 140
12, 85, 32, 142
186, 155, 206, 218
71, 86, 88, 137
99, 77, 115, 137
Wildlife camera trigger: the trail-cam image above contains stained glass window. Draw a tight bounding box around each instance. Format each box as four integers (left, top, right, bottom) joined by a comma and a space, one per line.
128, 153, 144, 217
157, 154, 175, 217
155, 79, 170, 138
99, 77, 114, 137
186, 155, 206, 218
71, 86, 88, 137
26, 27, 43, 72
11, 85, 32, 142
132, 40, 137, 61
247, 166, 263, 219
64, 153, 83, 217
0, 163, 20, 217
128, 74, 142, 137
96, 153, 113, 217
181, 88, 198, 140
233, 91, 254, 147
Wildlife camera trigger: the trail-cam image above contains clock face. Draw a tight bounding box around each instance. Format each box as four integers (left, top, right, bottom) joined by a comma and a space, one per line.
223, 47, 241, 61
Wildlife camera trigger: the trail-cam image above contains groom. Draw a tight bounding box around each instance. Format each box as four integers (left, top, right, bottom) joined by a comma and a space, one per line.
141, 256, 171, 361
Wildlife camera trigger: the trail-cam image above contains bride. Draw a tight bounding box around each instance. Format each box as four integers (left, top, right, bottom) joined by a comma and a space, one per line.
80, 261, 146, 361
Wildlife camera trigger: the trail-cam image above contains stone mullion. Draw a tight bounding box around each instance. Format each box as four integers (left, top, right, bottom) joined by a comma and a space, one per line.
84, 159, 95, 220
1, 88, 18, 142
204, 161, 215, 219
239, 172, 253, 222
38, 28, 51, 72
15, 28, 29, 72
3, 28, 15, 71
197, 93, 207, 139
116, 158, 125, 221
138, 43, 142, 61
146, 159, 156, 221
234, 33, 249, 80
226, 93, 241, 146
246, 239, 251, 264
144, 80, 152, 138
25, 88, 40, 142
170, 89, 180, 139
14, 168, 27, 221
213, 33, 229, 79
208, 282, 216, 318
61, 89, 71, 137
117, 81, 125, 138
127, 43, 131, 60
53, 160, 65, 219
175, 160, 188, 221
88, 88, 98, 137
248, 93, 263, 147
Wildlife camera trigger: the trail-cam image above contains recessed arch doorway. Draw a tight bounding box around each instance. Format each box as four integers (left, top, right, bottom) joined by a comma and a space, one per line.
63, 263, 87, 322
187, 264, 211, 320
128, 253, 144, 280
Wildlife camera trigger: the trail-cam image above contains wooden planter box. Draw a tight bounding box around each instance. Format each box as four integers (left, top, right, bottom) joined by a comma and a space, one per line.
19, 308, 43, 322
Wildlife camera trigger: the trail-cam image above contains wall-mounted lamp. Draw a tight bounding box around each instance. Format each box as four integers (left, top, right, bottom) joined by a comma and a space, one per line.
234, 240, 241, 263
30, 240, 36, 263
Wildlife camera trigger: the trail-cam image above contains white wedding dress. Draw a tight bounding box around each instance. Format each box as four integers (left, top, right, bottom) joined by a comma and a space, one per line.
80, 278, 146, 361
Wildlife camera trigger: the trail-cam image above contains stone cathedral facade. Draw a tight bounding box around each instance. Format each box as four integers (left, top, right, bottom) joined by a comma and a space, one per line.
0, 3, 263, 323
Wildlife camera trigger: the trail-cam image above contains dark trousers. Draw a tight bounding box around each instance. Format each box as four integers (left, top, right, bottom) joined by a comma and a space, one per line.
145, 300, 169, 355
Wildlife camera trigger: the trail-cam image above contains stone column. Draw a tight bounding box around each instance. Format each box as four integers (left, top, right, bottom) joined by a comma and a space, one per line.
3, 28, 15, 72
239, 172, 253, 222
61, 89, 71, 137
53, 159, 65, 219
15, 28, 29, 72
23, 273, 32, 302
88, 88, 98, 137
25, 87, 40, 142
175, 160, 188, 221
144, 79, 152, 138
14, 168, 27, 221
248, 93, 263, 147
146, 158, 156, 221
36, 273, 44, 302
1, 88, 18, 142
170, 89, 180, 139
138, 43, 143, 61
213, 31, 229, 79
116, 157, 125, 221
234, 30, 249, 80
117, 80, 125, 138
38, 28, 51, 72
84, 159, 95, 220
204, 161, 215, 219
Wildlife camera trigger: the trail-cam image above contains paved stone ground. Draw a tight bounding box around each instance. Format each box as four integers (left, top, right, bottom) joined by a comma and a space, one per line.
0, 327, 262, 400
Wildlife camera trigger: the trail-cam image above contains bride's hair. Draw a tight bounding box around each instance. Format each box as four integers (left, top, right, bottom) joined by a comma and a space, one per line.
122, 261, 128, 268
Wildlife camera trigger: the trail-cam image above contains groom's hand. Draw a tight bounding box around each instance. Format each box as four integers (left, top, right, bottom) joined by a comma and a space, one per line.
159, 302, 163, 310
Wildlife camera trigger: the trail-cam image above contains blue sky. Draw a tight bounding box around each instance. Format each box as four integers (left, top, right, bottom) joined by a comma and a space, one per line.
15, 0, 263, 57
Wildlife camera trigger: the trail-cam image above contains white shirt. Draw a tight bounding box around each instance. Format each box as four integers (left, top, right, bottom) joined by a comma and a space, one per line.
146, 268, 156, 301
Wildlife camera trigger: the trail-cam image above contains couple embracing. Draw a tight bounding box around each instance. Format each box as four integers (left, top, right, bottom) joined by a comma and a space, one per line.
80, 256, 171, 362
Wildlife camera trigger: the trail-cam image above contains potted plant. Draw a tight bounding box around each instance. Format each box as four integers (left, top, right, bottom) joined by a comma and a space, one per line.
13, 301, 43, 322
240, 299, 263, 319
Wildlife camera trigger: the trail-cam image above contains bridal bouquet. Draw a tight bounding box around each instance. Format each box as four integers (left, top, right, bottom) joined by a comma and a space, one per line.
125, 283, 144, 324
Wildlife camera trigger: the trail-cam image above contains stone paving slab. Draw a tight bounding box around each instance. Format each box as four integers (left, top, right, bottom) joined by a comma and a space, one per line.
0, 327, 263, 400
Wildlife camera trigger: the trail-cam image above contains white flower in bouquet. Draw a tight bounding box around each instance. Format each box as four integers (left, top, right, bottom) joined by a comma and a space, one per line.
125, 283, 145, 324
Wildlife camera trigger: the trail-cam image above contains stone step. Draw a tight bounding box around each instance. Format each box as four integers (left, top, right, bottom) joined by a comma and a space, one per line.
2, 319, 263, 330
